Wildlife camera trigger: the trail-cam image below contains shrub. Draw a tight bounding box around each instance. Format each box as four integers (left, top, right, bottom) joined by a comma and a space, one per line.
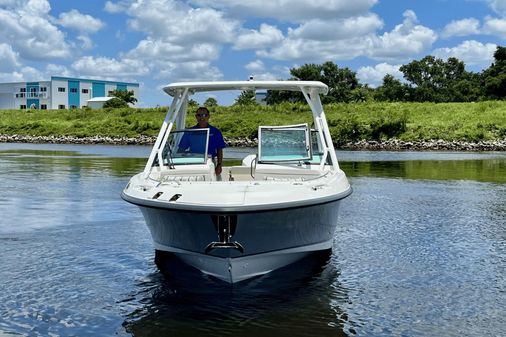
104, 97, 128, 109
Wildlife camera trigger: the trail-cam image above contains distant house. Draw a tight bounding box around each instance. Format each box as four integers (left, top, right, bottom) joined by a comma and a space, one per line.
86, 96, 114, 109
0, 76, 139, 110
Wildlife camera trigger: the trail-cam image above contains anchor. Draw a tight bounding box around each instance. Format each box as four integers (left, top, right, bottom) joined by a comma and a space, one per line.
205, 215, 244, 254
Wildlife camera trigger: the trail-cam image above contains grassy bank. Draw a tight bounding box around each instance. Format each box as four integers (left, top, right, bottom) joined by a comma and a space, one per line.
0, 101, 505, 144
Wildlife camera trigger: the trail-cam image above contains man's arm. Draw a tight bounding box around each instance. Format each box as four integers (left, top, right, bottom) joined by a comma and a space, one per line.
215, 148, 223, 175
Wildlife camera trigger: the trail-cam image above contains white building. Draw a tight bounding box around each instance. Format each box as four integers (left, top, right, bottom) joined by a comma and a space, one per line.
0, 76, 139, 110
86, 97, 114, 109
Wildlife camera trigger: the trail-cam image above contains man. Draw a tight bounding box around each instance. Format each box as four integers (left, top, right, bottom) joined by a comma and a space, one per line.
178, 106, 226, 175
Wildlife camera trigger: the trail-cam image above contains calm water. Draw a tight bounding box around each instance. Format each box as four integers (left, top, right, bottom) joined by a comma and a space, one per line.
0, 143, 505, 337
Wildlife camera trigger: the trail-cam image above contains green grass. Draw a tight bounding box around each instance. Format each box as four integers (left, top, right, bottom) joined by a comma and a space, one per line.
1, 101, 505, 143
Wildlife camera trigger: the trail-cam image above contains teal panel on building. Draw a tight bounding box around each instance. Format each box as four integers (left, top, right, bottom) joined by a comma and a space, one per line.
92, 82, 105, 97
26, 82, 39, 108
116, 84, 127, 91
68, 80, 80, 108
27, 99, 39, 109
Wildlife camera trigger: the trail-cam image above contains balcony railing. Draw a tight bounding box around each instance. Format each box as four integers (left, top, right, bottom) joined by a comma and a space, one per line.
15, 92, 48, 99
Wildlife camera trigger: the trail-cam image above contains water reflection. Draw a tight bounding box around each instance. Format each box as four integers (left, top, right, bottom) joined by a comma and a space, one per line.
0, 148, 145, 177
123, 251, 351, 337
341, 158, 506, 183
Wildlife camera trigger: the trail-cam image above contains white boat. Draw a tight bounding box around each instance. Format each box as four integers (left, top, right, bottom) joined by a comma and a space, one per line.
121, 80, 352, 283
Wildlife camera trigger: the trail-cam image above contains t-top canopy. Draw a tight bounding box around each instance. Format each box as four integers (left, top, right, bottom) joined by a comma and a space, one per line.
162, 80, 328, 97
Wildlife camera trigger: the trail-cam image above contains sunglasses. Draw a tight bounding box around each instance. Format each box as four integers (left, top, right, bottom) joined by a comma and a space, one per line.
196, 113, 209, 117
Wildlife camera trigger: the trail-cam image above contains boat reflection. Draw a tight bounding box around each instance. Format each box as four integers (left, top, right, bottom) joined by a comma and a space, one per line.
123, 250, 350, 337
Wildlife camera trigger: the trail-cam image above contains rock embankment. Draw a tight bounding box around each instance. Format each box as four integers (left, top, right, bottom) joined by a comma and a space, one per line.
341, 139, 506, 151
0, 134, 156, 145
1, 134, 506, 151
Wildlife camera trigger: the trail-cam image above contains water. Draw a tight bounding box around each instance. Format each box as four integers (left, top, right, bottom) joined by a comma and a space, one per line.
1, 143, 505, 337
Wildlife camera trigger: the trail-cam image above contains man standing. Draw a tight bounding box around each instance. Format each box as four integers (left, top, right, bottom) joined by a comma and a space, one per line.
179, 106, 226, 176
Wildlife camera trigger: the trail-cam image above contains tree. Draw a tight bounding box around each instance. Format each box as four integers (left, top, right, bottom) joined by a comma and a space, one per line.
234, 90, 257, 106
108, 89, 138, 105
265, 61, 360, 104
399, 56, 479, 102
103, 97, 128, 108
374, 75, 409, 102
350, 85, 374, 102
483, 46, 506, 99
204, 97, 218, 107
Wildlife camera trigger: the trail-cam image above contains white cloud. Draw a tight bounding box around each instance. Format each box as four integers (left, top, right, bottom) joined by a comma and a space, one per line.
126, 1, 238, 44
0, 66, 42, 82
98, 0, 237, 82
357, 63, 403, 87
0, 43, 20, 72
483, 16, 506, 38
258, 37, 367, 61
288, 14, 383, 41
126, 39, 221, 63
104, 0, 131, 13
486, 0, 506, 16
441, 18, 481, 38
433, 40, 497, 67
247, 72, 278, 81
45, 64, 72, 77
72, 56, 150, 77
57, 9, 105, 50
234, 24, 284, 50
257, 10, 435, 62
76, 35, 94, 50
190, 0, 378, 21
368, 10, 437, 60
245, 60, 265, 72
154, 61, 223, 81
58, 9, 105, 34
0, 0, 71, 60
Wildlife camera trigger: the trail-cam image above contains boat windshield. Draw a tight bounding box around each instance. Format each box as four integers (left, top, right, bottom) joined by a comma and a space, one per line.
258, 124, 312, 163
159, 128, 209, 166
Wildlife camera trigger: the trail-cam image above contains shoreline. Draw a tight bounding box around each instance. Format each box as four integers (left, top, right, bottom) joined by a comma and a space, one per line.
1, 134, 506, 151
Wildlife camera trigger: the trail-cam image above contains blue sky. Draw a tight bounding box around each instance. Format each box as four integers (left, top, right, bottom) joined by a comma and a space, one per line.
0, 0, 505, 106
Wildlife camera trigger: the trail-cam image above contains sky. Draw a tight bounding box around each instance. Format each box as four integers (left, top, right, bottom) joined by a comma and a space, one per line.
0, 0, 505, 106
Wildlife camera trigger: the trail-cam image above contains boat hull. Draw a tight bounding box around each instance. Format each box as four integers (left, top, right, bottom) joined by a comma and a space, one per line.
137, 199, 343, 283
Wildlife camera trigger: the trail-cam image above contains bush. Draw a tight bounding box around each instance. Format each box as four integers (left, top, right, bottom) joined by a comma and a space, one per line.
104, 97, 128, 108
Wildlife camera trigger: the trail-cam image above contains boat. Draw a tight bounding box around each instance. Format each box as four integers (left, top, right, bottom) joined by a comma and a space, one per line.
121, 80, 352, 283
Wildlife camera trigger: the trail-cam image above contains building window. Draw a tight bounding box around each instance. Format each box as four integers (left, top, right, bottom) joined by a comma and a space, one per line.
40, 87, 47, 92
108, 90, 114, 95
58, 87, 65, 92
41, 104, 47, 110
82, 89, 89, 94
70, 105, 77, 109
70, 88, 78, 93
58, 104, 65, 109
19, 88, 26, 92
20, 105, 26, 109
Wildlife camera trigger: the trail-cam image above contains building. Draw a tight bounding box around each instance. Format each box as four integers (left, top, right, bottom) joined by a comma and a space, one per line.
0, 76, 139, 110
255, 91, 267, 105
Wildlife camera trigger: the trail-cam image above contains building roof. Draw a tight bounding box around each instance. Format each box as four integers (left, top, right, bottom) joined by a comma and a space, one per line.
87, 96, 114, 102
